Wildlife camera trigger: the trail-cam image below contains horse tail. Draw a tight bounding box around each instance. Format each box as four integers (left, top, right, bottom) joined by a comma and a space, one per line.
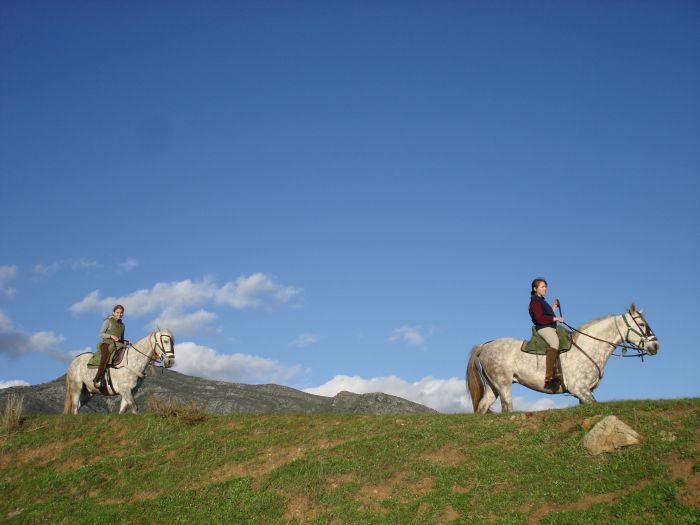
63, 373, 72, 415
466, 344, 485, 413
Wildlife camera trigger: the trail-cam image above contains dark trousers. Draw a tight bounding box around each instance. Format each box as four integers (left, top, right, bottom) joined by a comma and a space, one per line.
94, 343, 112, 384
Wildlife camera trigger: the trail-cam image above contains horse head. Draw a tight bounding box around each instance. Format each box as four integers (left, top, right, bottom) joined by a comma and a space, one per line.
152, 329, 176, 368
624, 304, 659, 355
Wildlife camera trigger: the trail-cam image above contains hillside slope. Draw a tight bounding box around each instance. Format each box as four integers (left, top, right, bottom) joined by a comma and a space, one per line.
0, 398, 698, 524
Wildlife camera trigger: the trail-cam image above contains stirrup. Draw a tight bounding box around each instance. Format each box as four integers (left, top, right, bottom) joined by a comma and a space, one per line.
544, 377, 560, 388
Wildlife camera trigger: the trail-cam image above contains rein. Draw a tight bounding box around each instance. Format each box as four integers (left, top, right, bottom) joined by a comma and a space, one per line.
121, 332, 174, 377
563, 316, 650, 360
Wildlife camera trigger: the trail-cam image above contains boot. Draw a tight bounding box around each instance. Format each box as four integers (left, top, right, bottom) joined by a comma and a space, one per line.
544, 347, 559, 388
93, 343, 111, 388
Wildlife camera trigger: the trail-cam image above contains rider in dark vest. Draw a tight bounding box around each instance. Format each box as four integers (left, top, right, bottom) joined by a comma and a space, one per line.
528, 278, 565, 388
94, 305, 130, 388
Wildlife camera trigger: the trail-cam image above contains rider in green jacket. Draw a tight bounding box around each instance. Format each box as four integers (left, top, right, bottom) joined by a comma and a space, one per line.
93, 305, 131, 388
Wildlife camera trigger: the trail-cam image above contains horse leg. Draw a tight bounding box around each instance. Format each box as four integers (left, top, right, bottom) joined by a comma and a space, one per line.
568, 386, 596, 405
68, 380, 87, 415
77, 386, 93, 413
119, 391, 138, 414
476, 383, 498, 413
498, 383, 514, 413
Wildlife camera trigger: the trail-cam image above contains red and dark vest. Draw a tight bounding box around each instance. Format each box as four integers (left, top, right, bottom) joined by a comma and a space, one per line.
529, 294, 556, 330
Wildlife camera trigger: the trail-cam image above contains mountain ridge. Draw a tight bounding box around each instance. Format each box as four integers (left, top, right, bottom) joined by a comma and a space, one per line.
0, 369, 436, 415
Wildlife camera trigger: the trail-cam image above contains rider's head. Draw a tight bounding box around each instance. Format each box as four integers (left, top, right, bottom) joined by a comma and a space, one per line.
112, 305, 125, 318
531, 278, 547, 296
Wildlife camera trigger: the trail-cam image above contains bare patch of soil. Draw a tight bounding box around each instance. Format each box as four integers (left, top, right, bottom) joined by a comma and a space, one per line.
284, 493, 318, 523
54, 456, 84, 472
1, 438, 81, 469
527, 480, 652, 524
422, 445, 466, 465
667, 452, 700, 510
439, 505, 460, 522
327, 472, 357, 490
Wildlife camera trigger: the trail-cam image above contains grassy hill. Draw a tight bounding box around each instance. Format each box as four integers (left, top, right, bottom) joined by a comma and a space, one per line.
1, 398, 698, 524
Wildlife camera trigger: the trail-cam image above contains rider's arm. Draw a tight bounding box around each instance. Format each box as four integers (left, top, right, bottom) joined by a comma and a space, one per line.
99, 319, 112, 340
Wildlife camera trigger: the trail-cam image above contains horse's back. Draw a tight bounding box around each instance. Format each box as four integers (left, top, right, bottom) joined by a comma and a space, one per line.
479, 338, 523, 365
67, 352, 94, 380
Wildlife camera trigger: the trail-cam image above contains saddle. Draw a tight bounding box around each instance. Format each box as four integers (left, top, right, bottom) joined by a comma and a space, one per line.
86, 344, 128, 368
521, 326, 573, 355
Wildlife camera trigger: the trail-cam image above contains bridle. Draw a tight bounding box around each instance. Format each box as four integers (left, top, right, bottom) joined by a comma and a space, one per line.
564, 310, 657, 359
149, 331, 175, 365
124, 331, 175, 376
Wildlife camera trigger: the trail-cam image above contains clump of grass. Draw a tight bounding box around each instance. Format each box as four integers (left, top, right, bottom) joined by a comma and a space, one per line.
145, 396, 207, 425
2, 393, 24, 432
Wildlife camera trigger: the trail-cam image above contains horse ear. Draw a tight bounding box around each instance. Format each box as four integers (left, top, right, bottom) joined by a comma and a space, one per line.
157, 324, 161, 332
629, 303, 637, 313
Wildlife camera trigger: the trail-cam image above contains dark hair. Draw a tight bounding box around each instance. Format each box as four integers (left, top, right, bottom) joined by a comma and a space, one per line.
113, 304, 125, 313
531, 278, 547, 294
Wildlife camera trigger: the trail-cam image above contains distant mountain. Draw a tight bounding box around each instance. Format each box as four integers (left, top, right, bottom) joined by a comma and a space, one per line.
0, 369, 436, 415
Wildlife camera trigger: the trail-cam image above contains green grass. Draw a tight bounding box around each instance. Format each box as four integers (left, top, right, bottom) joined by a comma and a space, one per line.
1, 399, 698, 524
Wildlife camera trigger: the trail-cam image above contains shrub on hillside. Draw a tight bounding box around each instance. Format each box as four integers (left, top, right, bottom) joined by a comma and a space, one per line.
145, 396, 207, 425
2, 394, 24, 432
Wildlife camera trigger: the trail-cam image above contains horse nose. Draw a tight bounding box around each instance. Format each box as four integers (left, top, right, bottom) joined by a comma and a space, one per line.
646, 341, 659, 355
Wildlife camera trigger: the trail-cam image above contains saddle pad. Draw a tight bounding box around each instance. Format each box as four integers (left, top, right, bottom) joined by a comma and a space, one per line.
521, 326, 573, 355
87, 344, 127, 368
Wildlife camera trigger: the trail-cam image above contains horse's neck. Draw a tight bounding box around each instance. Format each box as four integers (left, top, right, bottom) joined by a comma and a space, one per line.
127, 334, 153, 371
577, 315, 622, 365
574, 316, 622, 364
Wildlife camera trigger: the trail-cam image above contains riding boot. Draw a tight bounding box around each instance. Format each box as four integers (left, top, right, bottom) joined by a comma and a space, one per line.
544, 347, 559, 388
93, 343, 111, 388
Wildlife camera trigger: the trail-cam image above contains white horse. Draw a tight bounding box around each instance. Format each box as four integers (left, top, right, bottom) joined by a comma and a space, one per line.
64, 329, 175, 415
466, 305, 658, 413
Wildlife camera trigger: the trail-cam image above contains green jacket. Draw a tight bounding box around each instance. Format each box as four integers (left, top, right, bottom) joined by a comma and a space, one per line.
100, 316, 126, 349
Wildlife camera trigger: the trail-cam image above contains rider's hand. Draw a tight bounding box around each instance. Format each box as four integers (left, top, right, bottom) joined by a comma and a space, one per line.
111, 335, 119, 341
552, 298, 560, 309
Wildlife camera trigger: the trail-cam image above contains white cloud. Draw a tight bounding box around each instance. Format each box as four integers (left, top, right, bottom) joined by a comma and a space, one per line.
70, 273, 302, 317
216, 273, 302, 309
388, 325, 426, 346
290, 333, 319, 348
0, 311, 12, 331
149, 309, 218, 335
512, 396, 575, 412
119, 258, 139, 272
0, 265, 17, 281
305, 375, 469, 413
0, 380, 30, 389
70, 258, 99, 270
0, 311, 74, 363
33, 259, 99, 276
0, 265, 18, 297
33, 262, 61, 276
173, 341, 305, 383
304, 375, 575, 413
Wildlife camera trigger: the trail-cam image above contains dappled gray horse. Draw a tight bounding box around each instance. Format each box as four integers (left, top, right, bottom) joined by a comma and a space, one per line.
466, 305, 658, 413
64, 329, 175, 414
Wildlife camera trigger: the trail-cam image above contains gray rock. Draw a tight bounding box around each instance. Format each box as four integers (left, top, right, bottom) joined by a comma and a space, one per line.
0, 369, 436, 415
582, 415, 641, 455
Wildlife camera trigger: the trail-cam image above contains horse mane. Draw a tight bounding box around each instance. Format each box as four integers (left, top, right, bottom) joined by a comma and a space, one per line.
573, 314, 615, 343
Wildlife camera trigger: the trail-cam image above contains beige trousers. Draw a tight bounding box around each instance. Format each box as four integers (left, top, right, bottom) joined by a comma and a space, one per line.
537, 327, 560, 350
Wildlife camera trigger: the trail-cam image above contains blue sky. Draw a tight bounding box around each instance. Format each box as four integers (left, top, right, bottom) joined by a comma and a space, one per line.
1, 1, 698, 412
